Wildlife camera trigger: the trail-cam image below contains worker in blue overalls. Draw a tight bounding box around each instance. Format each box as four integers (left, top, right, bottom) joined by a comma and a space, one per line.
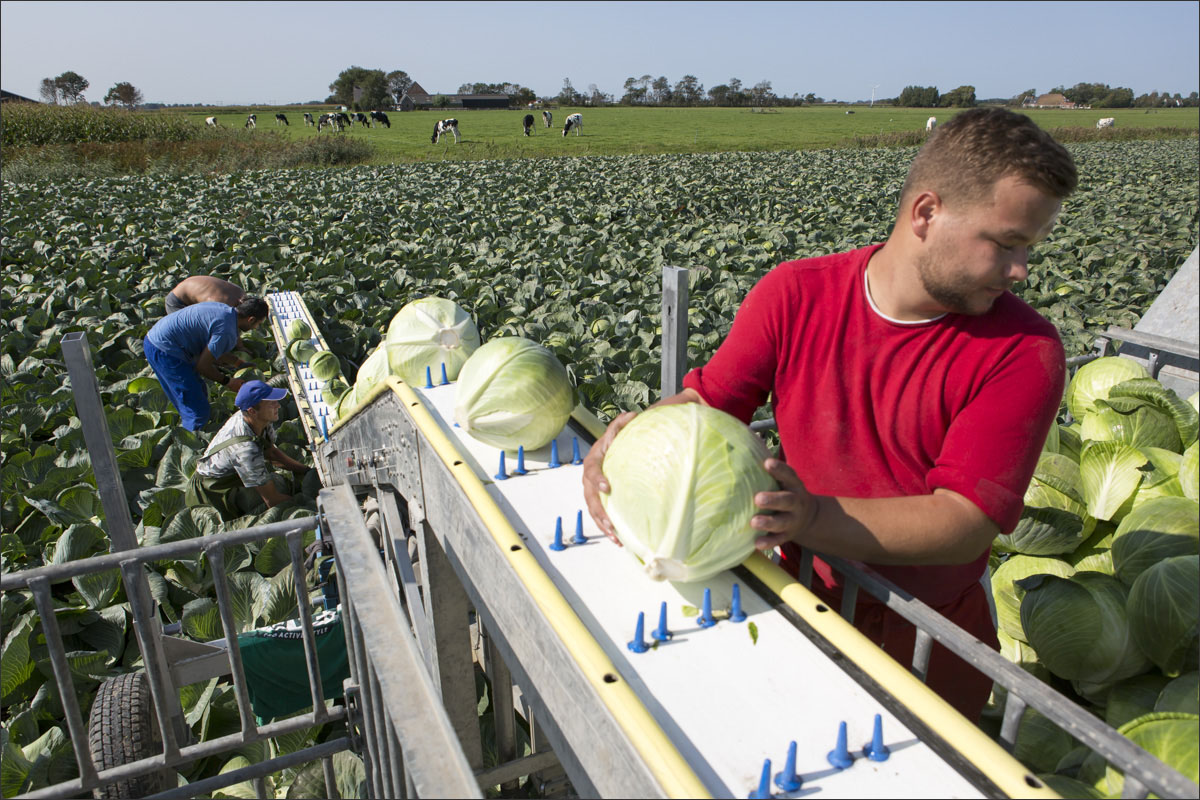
143, 297, 268, 431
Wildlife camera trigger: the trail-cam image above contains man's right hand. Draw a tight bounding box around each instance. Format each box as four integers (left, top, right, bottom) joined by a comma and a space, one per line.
581, 411, 639, 546
226, 377, 245, 393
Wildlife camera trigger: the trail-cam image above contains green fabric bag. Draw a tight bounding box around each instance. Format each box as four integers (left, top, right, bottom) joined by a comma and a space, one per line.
237, 607, 350, 721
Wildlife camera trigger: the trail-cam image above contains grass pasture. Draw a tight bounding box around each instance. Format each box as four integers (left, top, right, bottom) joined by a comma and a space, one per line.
186, 105, 1200, 163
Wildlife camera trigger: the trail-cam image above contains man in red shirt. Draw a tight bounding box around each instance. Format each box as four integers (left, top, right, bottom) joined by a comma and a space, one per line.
582, 108, 1077, 722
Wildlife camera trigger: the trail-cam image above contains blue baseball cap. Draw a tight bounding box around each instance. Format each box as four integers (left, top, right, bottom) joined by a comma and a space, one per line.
235, 380, 288, 411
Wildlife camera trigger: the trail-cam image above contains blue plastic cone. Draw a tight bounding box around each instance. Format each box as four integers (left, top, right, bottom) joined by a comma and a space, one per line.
627, 611, 649, 653
774, 741, 802, 791
549, 517, 566, 551
827, 721, 854, 769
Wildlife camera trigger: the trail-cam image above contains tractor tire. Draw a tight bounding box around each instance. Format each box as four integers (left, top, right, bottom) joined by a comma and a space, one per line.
87, 671, 175, 799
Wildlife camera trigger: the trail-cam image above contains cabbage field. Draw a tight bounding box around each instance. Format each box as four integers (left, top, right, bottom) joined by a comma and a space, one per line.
1, 138, 1198, 795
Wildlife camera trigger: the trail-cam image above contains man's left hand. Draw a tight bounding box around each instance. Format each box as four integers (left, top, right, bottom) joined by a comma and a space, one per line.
751, 458, 821, 551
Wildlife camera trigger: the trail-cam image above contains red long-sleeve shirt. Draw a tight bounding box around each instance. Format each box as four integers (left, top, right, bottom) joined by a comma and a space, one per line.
683, 244, 1065, 609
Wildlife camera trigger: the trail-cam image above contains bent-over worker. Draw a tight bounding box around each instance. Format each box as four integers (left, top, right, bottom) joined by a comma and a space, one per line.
583, 108, 1077, 722
166, 275, 246, 314
144, 297, 267, 431
185, 380, 312, 520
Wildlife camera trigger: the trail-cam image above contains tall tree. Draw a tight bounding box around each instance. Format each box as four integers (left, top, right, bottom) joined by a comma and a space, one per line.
103, 82, 144, 109
557, 78, 580, 106
329, 66, 386, 106
651, 76, 671, 105
898, 85, 939, 106
750, 80, 776, 106
39, 77, 59, 104
620, 76, 648, 105
50, 71, 89, 104
358, 71, 391, 110
386, 70, 413, 103
938, 85, 976, 108
673, 75, 703, 106
708, 84, 731, 106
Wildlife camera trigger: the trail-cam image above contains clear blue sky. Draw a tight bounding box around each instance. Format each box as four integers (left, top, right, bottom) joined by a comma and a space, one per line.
2, 1, 1197, 105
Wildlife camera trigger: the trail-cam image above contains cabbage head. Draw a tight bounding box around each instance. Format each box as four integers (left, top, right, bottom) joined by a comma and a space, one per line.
992, 554, 1075, 642
1127, 555, 1199, 677
1181, 441, 1199, 502
352, 345, 389, 405
454, 337, 575, 451
1155, 671, 1199, 714
599, 404, 776, 583
1066, 357, 1149, 421
1017, 571, 1150, 684
385, 297, 481, 384
1111, 496, 1199, 585
1079, 441, 1147, 521
1104, 712, 1200, 797
1104, 673, 1170, 729
1034, 775, 1104, 800
1067, 524, 1115, 575
996, 454, 1092, 555
1011, 706, 1076, 773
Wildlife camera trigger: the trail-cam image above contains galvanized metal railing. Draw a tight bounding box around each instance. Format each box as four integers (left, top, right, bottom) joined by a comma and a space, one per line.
0, 517, 349, 800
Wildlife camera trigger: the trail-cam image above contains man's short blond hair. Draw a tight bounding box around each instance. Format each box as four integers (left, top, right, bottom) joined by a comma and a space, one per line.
900, 108, 1078, 210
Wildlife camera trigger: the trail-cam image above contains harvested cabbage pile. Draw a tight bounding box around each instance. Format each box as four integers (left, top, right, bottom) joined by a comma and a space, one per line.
600, 403, 777, 583
987, 359, 1200, 792
454, 336, 576, 451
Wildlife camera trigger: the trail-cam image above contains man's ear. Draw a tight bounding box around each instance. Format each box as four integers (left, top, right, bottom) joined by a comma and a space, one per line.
909, 190, 941, 242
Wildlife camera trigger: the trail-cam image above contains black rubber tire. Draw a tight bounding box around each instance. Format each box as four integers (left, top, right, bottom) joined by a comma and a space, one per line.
87, 671, 174, 799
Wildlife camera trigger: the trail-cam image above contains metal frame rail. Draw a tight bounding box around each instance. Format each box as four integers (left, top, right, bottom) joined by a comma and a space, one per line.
1, 333, 351, 800
0, 519, 347, 800
675, 277, 1200, 800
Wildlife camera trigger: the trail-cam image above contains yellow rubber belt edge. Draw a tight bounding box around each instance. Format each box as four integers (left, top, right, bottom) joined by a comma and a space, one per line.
741, 554, 1059, 799
388, 378, 711, 799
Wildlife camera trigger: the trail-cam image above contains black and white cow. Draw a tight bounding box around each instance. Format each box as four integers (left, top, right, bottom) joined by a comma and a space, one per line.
245, 114, 257, 129
542, 110, 553, 128
562, 113, 582, 137
275, 113, 288, 126
353, 112, 370, 127
432, 118, 460, 144
318, 113, 345, 133
370, 110, 391, 128
523, 114, 535, 136
205, 116, 218, 127
303, 113, 315, 126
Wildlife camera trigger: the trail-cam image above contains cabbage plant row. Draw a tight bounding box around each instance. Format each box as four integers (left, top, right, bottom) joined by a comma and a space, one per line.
987, 358, 1198, 797
1, 140, 1197, 795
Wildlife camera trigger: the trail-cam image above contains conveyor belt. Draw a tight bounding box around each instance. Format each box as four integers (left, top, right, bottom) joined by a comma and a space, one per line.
323, 374, 1055, 799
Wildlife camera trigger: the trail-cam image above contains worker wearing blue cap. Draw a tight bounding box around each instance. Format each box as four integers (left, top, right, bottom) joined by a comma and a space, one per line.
184, 380, 313, 520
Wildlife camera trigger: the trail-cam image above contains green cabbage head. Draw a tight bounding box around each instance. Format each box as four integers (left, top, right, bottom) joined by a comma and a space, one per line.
1111, 496, 1199, 586
1066, 356, 1149, 421
386, 297, 481, 384
1127, 554, 1199, 677
1017, 571, 1150, 684
600, 404, 777, 583
1104, 712, 1200, 797
454, 337, 575, 451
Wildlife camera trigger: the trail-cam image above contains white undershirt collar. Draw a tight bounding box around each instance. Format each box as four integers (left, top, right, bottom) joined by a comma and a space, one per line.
864, 266, 947, 325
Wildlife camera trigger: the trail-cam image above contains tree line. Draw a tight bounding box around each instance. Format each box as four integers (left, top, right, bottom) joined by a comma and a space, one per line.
899, 83, 1199, 109
37, 71, 144, 110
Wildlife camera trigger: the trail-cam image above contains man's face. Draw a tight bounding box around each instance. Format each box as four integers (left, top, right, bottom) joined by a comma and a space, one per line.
239, 316, 263, 332
250, 398, 281, 423
916, 175, 1062, 316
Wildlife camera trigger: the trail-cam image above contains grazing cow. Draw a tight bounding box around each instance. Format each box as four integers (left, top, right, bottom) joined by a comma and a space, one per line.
845, 110, 855, 115
432, 118, 460, 144
303, 113, 314, 126
370, 110, 391, 128
318, 113, 345, 133
1097, 117, 1115, 129
275, 113, 288, 126
353, 112, 370, 127
245, 114, 257, 129
542, 110, 553, 128
523, 114, 535, 136
205, 116, 218, 127
926, 116, 937, 131
562, 113, 582, 137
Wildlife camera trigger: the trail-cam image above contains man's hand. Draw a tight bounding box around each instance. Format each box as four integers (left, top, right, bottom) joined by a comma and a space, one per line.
751, 458, 821, 551
581, 411, 639, 545
226, 376, 246, 393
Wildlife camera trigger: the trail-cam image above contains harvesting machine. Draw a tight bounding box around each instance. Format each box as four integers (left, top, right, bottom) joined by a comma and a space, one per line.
4, 251, 1197, 799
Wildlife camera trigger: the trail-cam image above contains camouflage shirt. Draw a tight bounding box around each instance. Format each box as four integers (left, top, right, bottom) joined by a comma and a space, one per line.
195, 412, 277, 488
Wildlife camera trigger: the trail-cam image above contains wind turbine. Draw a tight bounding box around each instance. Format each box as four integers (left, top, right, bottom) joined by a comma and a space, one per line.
870, 84, 880, 107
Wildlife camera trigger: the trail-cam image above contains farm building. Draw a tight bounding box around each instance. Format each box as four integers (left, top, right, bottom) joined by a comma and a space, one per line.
1032, 92, 1077, 109
1, 89, 39, 104
396, 82, 510, 111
